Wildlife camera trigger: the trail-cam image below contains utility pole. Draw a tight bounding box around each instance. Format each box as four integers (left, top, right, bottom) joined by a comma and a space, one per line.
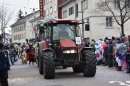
78, 11, 84, 38
82, 11, 84, 38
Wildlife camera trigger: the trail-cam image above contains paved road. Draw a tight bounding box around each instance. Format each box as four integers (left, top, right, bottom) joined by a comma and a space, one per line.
8, 60, 130, 86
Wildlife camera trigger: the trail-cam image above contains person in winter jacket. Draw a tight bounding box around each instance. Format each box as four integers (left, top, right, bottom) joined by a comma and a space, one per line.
0, 35, 9, 86
116, 40, 124, 71
125, 46, 130, 73
108, 40, 113, 67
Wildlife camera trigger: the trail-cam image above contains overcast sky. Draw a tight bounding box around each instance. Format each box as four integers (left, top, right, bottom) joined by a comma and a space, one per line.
0, 0, 39, 33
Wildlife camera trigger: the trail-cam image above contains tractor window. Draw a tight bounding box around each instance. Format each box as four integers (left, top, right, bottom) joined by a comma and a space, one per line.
53, 24, 76, 40
45, 26, 51, 40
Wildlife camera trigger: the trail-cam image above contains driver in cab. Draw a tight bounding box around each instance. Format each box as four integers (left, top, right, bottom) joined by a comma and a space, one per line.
58, 26, 69, 39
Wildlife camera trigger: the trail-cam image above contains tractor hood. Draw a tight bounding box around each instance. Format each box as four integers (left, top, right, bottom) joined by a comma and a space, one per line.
60, 39, 76, 48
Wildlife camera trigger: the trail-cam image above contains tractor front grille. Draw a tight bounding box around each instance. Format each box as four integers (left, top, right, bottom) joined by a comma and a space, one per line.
63, 53, 78, 62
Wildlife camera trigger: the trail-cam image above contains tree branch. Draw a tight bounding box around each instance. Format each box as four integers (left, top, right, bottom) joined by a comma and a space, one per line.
124, 17, 130, 23
105, 0, 121, 26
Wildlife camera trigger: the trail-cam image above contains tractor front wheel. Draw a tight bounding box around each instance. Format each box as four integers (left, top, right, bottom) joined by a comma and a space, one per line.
44, 52, 55, 79
82, 50, 96, 77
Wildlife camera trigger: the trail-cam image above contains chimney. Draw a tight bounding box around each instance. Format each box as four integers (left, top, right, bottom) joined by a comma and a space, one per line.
25, 12, 27, 16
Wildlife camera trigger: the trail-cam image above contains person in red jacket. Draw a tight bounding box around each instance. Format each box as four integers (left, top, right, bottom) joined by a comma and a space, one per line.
29, 49, 36, 66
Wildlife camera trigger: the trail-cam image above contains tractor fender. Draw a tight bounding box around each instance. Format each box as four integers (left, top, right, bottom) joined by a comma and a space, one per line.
37, 41, 49, 56
82, 47, 95, 52
42, 48, 53, 52
42, 48, 55, 57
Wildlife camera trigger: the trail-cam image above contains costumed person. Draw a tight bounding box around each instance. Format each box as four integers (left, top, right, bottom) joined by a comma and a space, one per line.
37, 21, 46, 40
99, 40, 105, 64
0, 35, 9, 86
102, 40, 108, 66
116, 40, 124, 71
21, 48, 27, 64
25, 39, 31, 62
18, 46, 23, 63
95, 41, 101, 65
29, 48, 36, 66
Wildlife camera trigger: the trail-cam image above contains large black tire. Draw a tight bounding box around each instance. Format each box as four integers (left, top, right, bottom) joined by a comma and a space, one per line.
82, 50, 96, 77
72, 65, 83, 73
39, 56, 43, 74
44, 52, 55, 79
63, 66, 67, 69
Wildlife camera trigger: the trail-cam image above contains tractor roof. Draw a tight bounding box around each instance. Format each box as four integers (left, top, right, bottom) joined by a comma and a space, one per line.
37, 18, 78, 25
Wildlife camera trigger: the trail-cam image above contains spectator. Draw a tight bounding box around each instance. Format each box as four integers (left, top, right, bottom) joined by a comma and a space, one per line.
108, 40, 113, 68
0, 35, 9, 86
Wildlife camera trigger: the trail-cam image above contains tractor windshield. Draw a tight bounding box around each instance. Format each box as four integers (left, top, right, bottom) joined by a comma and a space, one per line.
53, 24, 76, 40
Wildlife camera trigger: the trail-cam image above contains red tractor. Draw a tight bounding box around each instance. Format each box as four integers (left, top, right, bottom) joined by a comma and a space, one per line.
37, 18, 96, 79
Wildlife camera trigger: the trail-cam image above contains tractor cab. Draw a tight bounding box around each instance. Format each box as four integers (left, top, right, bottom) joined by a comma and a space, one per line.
40, 19, 80, 42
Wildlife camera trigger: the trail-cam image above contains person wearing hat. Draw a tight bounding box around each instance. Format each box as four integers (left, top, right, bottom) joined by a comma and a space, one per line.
0, 35, 9, 86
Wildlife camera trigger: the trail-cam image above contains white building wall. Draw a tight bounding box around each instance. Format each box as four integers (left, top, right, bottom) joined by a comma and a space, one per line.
44, 0, 58, 18
61, 0, 130, 41
12, 12, 39, 43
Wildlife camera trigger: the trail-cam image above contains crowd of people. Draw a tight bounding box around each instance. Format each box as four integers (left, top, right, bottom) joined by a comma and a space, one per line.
0, 35, 38, 86
88, 34, 130, 75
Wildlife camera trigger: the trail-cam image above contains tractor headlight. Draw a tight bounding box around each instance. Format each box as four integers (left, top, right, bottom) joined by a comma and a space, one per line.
63, 50, 77, 53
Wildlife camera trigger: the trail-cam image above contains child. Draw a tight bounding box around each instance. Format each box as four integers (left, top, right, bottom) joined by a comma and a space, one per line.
29, 49, 35, 66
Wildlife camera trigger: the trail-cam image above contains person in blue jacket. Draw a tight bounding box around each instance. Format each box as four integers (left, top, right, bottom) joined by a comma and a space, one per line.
107, 40, 113, 67
0, 35, 9, 86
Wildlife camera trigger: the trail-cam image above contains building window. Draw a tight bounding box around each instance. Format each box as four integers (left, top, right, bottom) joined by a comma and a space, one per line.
81, 0, 88, 10
76, 4, 78, 17
20, 26, 21, 31
125, 0, 130, 8
106, 17, 113, 27
54, 4, 57, 12
50, 6, 53, 14
47, 0, 49, 4
114, 0, 119, 9
69, 6, 74, 15
44, 10, 46, 17
63, 10, 67, 18
44, 0, 46, 6
46, 8, 49, 16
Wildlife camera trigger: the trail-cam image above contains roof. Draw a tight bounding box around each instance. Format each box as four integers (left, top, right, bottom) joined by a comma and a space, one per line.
29, 16, 40, 23
10, 10, 39, 27
59, 0, 70, 7
37, 18, 57, 24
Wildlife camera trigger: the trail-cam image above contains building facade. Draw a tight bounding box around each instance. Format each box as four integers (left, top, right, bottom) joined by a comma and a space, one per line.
59, 0, 130, 41
10, 11, 40, 43
43, 0, 62, 19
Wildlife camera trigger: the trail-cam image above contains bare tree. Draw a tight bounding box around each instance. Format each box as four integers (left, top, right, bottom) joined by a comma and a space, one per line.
93, 0, 130, 35
0, 4, 14, 37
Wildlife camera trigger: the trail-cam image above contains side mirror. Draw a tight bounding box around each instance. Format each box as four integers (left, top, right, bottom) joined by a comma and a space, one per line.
85, 24, 90, 31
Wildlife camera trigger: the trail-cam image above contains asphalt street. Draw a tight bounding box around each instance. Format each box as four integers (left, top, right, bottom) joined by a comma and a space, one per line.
8, 60, 130, 86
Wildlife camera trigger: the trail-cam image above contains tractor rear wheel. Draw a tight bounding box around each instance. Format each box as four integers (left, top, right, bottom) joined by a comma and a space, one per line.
82, 50, 96, 77
72, 65, 83, 73
39, 56, 43, 74
44, 52, 55, 79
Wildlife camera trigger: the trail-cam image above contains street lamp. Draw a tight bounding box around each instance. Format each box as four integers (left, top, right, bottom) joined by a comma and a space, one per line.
78, 10, 84, 38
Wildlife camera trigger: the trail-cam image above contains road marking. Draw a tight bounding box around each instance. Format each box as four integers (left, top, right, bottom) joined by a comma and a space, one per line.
109, 81, 130, 86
